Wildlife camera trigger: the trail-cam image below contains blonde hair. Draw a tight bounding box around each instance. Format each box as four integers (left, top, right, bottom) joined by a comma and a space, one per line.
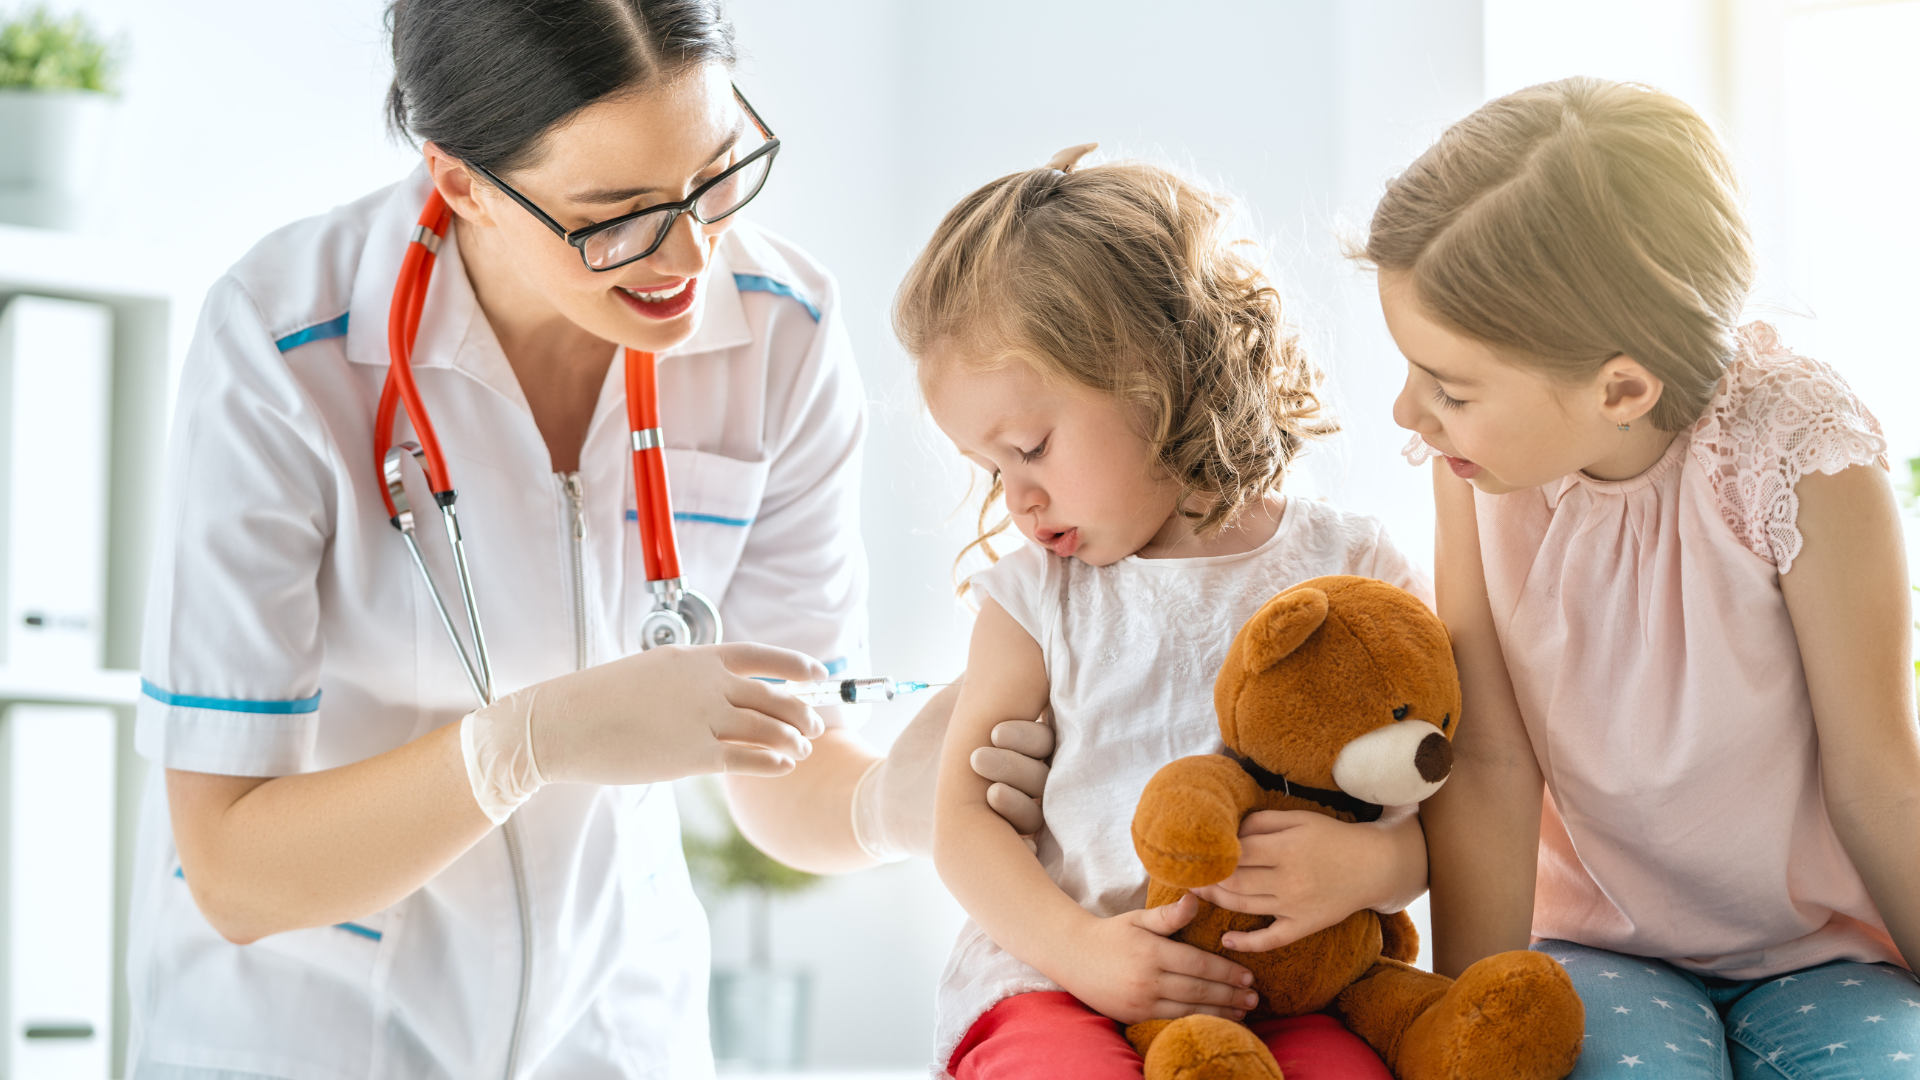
1364, 77, 1755, 431
894, 159, 1335, 583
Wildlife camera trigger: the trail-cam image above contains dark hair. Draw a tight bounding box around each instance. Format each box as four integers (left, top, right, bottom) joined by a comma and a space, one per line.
385, 0, 737, 174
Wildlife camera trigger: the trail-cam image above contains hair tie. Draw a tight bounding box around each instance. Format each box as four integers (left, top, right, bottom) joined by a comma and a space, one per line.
1044, 142, 1098, 173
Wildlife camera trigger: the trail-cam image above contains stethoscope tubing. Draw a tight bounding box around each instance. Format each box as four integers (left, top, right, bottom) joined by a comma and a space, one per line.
374, 187, 719, 708
625, 342, 680, 583
376, 191, 457, 504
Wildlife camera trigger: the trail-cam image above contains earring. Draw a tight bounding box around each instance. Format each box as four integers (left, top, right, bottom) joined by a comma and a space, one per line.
1617, 422, 1632, 432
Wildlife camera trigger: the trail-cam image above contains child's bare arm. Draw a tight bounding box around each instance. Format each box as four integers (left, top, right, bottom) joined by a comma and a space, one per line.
1422, 463, 1545, 978
933, 599, 1257, 1023
1780, 464, 1920, 971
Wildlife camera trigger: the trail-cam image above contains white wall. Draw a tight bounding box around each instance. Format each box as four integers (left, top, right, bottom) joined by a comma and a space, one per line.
49, 0, 1488, 1070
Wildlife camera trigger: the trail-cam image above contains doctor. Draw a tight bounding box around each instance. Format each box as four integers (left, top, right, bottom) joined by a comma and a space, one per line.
129, 1, 1053, 1076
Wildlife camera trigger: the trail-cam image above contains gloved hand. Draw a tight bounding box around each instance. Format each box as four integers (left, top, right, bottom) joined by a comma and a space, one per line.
461, 643, 825, 824
850, 678, 1055, 861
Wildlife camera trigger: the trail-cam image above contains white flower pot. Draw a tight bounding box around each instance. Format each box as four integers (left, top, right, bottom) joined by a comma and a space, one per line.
0, 89, 114, 230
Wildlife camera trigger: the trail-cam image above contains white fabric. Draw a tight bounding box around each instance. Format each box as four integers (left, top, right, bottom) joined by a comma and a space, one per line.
930, 498, 1428, 1072
130, 167, 868, 1078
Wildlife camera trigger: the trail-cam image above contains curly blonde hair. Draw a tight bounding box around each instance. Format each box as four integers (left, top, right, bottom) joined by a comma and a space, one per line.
894, 158, 1336, 585
1363, 78, 1755, 431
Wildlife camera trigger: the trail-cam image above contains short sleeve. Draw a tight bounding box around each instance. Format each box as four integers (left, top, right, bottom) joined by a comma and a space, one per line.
1687, 323, 1890, 574
1358, 518, 1434, 610
967, 542, 1055, 650
136, 277, 337, 776
717, 273, 872, 681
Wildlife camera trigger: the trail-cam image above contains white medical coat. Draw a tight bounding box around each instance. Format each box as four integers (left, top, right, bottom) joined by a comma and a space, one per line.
128, 169, 869, 1079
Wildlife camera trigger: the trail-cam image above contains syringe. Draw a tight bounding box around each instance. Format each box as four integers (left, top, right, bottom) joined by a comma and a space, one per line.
780, 677, 944, 706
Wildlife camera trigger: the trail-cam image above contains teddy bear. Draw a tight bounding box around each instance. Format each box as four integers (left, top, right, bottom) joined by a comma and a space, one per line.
1124, 575, 1585, 1080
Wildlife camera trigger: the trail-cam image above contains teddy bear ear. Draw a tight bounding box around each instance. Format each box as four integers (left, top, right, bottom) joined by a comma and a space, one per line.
1241, 587, 1330, 674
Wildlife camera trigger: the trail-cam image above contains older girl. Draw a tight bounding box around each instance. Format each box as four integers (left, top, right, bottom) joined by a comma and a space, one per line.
1381, 78, 1920, 1077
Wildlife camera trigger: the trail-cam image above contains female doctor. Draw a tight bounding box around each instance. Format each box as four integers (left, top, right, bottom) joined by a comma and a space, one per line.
128, 1, 1054, 1076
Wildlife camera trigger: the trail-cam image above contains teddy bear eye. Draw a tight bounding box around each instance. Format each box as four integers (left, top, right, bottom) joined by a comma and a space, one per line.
1440, 713, 1451, 730
1392, 705, 1410, 721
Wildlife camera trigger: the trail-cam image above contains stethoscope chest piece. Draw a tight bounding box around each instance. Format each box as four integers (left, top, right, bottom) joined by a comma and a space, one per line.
639, 586, 722, 650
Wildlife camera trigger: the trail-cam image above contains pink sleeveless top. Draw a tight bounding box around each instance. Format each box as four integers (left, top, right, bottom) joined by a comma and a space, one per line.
1412, 324, 1902, 979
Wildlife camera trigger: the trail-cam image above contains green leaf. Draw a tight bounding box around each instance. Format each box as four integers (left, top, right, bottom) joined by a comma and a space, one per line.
0, 5, 121, 93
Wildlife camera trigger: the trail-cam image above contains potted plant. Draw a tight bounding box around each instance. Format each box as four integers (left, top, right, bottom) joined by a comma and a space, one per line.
682, 781, 824, 1072
0, 5, 119, 229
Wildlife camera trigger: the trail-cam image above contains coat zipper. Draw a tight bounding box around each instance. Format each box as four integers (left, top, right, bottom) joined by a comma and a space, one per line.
565, 472, 587, 673
499, 474, 588, 1080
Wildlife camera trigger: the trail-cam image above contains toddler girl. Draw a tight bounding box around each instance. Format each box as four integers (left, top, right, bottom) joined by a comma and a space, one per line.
903, 149, 1429, 1079
1378, 78, 1920, 1077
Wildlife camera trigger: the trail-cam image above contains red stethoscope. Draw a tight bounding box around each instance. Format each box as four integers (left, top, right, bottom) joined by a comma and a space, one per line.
375, 190, 721, 706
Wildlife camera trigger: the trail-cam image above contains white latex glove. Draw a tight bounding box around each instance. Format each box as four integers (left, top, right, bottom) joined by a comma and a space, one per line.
461, 643, 825, 824
850, 680, 1056, 861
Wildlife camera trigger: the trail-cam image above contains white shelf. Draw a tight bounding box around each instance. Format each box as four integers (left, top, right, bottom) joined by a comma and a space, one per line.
0, 666, 140, 707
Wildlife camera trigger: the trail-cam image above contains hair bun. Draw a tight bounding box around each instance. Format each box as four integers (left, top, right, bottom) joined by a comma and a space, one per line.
1044, 142, 1099, 173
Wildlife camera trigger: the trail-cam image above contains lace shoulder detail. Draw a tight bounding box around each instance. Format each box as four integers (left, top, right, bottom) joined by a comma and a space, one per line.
1686, 323, 1889, 573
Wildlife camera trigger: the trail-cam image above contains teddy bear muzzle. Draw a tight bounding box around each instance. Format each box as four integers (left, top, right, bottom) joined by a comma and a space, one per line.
1330, 720, 1452, 806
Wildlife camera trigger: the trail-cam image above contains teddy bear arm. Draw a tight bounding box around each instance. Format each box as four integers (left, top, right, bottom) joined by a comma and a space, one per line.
1131, 755, 1264, 889
1379, 909, 1419, 964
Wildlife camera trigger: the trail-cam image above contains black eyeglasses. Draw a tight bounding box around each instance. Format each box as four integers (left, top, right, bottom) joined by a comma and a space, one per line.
470, 86, 779, 273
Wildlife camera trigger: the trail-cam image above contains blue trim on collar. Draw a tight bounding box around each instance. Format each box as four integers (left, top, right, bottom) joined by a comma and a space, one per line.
142, 679, 322, 715
731, 274, 820, 322
274, 312, 350, 353
626, 509, 755, 528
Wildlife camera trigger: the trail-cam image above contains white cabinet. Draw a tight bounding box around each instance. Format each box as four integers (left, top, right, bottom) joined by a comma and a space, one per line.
0, 222, 179, 1079
3, 705, 117, 1080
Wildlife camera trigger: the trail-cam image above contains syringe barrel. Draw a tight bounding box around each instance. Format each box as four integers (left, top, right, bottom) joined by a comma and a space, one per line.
783, 678, 896, 706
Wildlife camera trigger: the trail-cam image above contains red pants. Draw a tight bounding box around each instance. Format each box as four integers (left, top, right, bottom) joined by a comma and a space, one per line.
949, 991, 1392, 1079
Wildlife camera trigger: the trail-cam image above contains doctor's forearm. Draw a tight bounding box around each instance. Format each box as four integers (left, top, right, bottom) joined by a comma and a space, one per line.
725, 728, 880, 875
167, 721, 494, 945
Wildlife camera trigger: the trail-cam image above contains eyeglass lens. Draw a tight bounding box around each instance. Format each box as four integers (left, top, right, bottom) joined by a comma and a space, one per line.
580, 127, 775, 270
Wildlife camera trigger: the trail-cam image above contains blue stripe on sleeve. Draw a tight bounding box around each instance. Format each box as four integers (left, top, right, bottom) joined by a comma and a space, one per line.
274, 312, 350, 352
626, 509, 755, 528
731, 274, 820, 322
141, 680, 322, 715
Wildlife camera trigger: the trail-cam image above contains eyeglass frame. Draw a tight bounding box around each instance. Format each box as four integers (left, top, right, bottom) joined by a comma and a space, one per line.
467, 85, 780, 273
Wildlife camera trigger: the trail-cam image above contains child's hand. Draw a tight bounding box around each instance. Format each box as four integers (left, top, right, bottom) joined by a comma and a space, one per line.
1189, 809, 1426, 953
1050, 893, 1259, 1024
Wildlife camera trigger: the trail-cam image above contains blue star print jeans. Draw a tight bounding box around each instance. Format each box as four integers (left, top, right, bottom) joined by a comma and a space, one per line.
1534, 941, 1920, 1077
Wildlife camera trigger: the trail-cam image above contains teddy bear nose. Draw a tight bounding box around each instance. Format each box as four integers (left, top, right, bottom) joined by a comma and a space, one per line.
1415, 732, 1453, 783
1330, 720, 1453, 807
